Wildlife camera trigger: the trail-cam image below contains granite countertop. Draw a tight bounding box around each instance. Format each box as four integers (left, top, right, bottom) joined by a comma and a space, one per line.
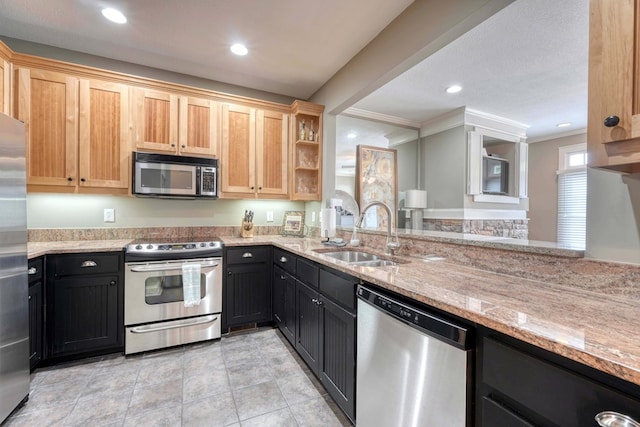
28, 240, 133, 259
28, 235, 639, 388
223, 235, 640, 388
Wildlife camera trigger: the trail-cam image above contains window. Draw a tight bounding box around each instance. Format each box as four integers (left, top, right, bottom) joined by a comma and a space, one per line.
557, 143, 587, 249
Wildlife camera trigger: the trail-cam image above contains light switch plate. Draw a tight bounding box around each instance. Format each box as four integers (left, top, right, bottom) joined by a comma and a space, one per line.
266, 211, 274, 222
104, 208, 115, 223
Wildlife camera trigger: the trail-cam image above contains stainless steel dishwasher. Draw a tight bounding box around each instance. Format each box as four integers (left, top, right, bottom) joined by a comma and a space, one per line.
356, 285, 473, 427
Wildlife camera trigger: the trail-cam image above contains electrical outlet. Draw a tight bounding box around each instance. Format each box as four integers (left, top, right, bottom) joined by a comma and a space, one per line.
266, 211, 274, 222
103, 208, 115, 223
311, 211, 316, 223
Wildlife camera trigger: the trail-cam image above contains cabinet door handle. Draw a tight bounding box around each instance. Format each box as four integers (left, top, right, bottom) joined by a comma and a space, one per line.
80, 178, 86, 182
28, 267, 37, 275
67, 177, 73, 181
279, 256, 287, 263
595, 411, 640, 427
242, 252, 253, 258
28, 295, 32, 300
109, 280, 116, 286
604, 115, 620, 128
81, 260, 98, 268
280, 275, 286, 280
228, 271, 232, 275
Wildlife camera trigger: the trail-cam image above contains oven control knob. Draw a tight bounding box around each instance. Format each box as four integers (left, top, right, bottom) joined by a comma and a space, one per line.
200, 242, 206, 247
209, 242, 215, 246
135, 244, 142, 250
146, 244, 153, 250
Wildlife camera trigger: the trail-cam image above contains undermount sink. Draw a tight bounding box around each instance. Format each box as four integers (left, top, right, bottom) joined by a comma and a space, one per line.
315, 250, 398, 267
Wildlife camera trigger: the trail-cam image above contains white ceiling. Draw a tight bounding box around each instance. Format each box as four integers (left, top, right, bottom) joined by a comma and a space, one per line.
352, 0, 589, 141
0, 0, 589, 170
0, 0, 413, 99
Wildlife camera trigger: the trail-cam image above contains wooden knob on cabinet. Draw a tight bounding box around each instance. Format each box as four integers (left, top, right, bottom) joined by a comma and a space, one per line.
604, 115, 620, 127
67, 177, 73, 181
80, 178, 86, 182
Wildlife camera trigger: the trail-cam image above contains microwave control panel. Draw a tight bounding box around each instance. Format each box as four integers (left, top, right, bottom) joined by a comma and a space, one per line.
200, 167, 217, 196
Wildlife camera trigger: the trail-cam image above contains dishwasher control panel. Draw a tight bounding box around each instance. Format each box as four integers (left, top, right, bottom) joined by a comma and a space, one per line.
357, 285, 471, 349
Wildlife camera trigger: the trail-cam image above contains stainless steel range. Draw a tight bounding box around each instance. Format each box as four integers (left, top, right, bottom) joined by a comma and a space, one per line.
124, 238, 223, 354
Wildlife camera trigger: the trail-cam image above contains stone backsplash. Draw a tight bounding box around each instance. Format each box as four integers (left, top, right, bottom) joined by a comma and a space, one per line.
423, 218, 529, 239
335, 228, 640, 300
29, 225, 640, 299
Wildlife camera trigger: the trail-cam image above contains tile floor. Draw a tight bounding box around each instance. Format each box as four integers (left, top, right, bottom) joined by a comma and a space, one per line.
5, 328, 353, 427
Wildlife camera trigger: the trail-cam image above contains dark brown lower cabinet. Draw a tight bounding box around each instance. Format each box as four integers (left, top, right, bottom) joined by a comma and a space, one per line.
319, 295, 356, 422
274, 249, 357, 424
28, 257, 43, 371
296, 280, 321, 373
224, 246, 272, 329
46, 252, 123, 360
272, 265, 296, 345
478, 330, 640, 426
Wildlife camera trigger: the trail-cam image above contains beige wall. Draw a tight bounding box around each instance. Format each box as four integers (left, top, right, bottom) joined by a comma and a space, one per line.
587, 169, 640, 264
528, 133, 586, 242
27, 194, 303, 229
422, 127, 466, 209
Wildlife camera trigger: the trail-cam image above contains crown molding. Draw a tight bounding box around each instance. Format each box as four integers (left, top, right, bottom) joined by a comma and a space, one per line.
342, 107, 421, 129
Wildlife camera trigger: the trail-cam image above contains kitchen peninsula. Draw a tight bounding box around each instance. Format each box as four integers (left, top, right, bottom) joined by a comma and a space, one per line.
27, 227, 640, 392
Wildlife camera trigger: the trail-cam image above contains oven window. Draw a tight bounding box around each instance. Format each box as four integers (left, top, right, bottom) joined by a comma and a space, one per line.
145, 273, 205, 304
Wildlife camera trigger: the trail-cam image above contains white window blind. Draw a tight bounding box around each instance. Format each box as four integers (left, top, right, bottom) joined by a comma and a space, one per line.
557, 169, 586, 249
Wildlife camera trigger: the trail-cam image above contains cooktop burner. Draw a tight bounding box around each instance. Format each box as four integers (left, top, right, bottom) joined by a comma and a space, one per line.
125, 237, 223, 261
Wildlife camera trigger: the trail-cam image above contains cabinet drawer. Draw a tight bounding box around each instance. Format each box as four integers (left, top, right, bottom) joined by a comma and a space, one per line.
483, 337, 640, 426
51, 252, 121, 276
227, 246, 271, 264
319, 268, 357, 312
481, 397, 535, 427
273, 248, 296, 274
28, 257, 43, 283
296, 258, 318, 288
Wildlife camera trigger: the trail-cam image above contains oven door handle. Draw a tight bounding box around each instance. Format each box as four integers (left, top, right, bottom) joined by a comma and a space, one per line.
129, 261, 219, 273
129, 315, 218, 334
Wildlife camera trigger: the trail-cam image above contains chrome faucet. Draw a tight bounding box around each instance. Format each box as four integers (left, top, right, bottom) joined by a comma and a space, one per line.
356, 201, 399, 255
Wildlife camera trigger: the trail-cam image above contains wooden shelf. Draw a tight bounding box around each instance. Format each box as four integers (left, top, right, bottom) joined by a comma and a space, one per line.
290, 100, 324, 201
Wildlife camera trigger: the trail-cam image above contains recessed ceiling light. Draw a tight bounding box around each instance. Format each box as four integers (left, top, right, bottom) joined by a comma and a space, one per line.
445, 85, 462, 94
230, 43, 248, 56
347, 132, 357, 139
557, 122, 572, 128
101, 8, 127, 24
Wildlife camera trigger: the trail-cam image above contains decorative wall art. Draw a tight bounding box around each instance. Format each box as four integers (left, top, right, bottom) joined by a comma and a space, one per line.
281, 210, 306, 237
355, 145, 398, 228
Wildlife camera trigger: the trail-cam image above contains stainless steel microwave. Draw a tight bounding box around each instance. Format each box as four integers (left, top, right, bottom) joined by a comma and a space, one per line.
132, 152, 218, 198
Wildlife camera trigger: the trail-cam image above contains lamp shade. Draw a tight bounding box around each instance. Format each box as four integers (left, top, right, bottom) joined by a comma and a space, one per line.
405, 189, 427, 209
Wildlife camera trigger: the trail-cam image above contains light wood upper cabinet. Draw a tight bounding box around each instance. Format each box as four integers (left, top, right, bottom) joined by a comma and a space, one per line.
220, 104, 288, 199
290, 100, 323, 201
16, 68, 79, 187
0, 42, 11, 115
178, 96, 219, 157
132, 87, 179, 153
588, 0, 640, 172
78, 79, 130, 189
221, 104, 256, 195
133, 88, 219, 157
0, 59, 10, 115
16, 67, 130, 192
256, 109, 288, 197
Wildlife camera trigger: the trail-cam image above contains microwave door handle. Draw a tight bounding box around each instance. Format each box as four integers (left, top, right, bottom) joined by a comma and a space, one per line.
130, 261, 219, 273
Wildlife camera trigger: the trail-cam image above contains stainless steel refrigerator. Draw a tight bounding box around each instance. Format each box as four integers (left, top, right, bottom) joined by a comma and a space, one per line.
0, 112, 29, 423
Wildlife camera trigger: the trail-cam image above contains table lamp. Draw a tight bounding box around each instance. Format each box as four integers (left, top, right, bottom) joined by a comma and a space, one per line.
405, 189, 427, 230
